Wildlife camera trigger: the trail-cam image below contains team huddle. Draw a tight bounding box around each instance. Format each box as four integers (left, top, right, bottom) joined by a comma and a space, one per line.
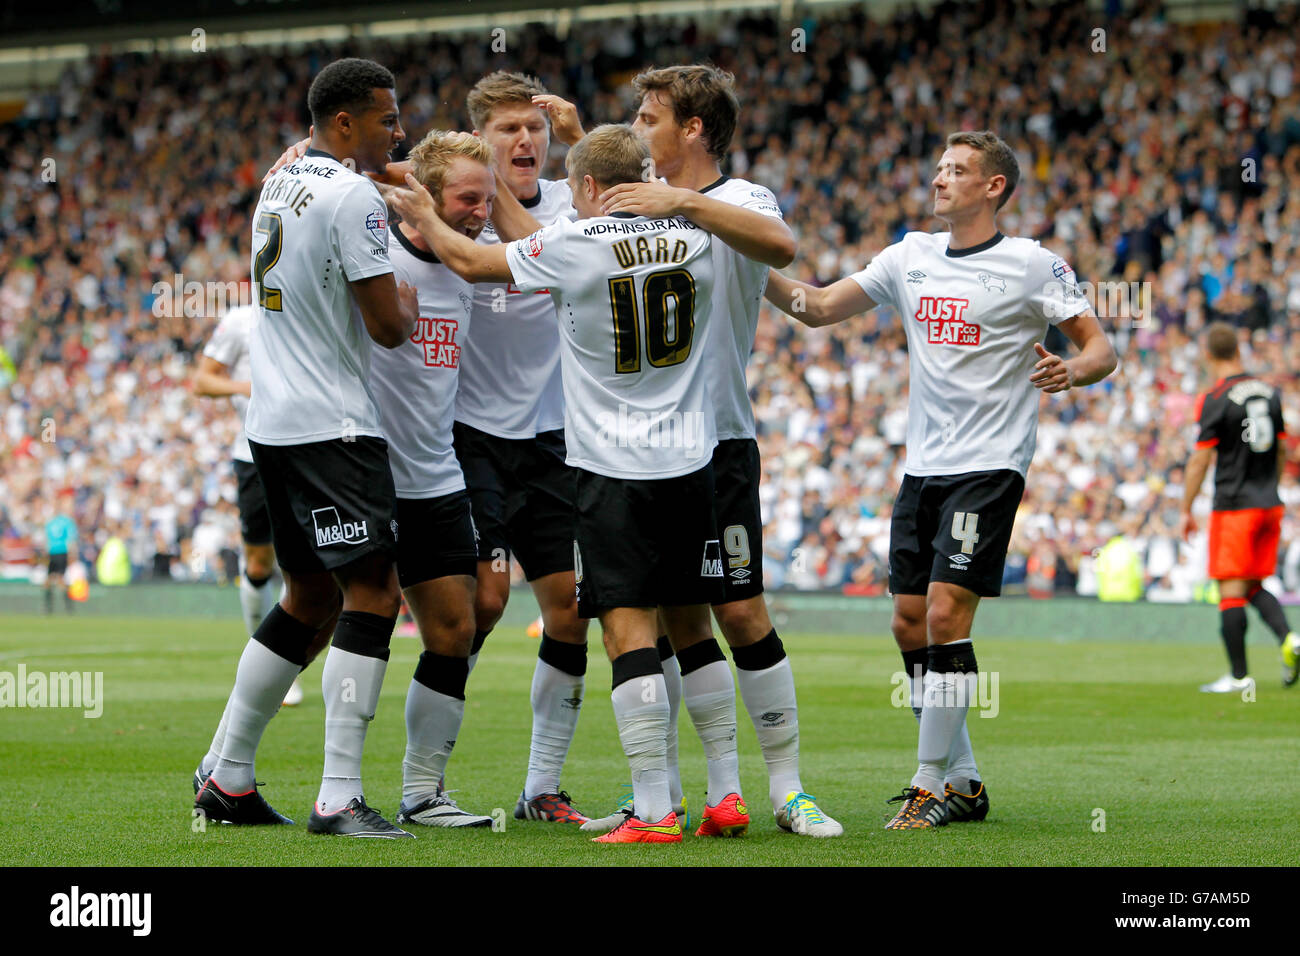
192, 55, 1122, 842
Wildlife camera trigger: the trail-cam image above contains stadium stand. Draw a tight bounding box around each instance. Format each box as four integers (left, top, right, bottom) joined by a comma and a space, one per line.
2, 0, 1299, 599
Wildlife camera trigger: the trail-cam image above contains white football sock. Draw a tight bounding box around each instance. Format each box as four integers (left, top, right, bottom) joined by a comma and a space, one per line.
661, 653, 684, 807
682, 660, 742, 803
737, 658, 802, 811
211, 639, 300, 792
523, 659, 584, 800
200, 689, 234, 776
402, 678, 464, 806
611, 674, 671, 823
912, 670, 975, 798
239, 575, 272, 638
945, 721, 980, 794
317, 647, 387, 812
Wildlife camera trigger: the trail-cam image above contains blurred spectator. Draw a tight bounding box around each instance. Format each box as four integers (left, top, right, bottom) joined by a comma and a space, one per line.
1, 1, 1298, 601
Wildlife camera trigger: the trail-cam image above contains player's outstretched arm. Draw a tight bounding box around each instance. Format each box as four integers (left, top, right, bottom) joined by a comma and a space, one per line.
192, 355, 250, 398
598, 184, 796, 268
1031, 310, 1117, 392
491, 170, 541, 242
351, 274, 418, 349
532, 95, 584, 146
385, 173, 512, 284
765, 269, 876, 328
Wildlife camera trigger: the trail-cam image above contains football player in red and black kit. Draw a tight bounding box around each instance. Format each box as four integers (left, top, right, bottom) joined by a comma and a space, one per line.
1181, 321, 1300, 693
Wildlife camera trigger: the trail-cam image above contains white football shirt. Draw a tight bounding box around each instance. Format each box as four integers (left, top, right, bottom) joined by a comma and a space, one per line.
245, 148, 394, 446
456, 178, 576, 439
506, 214, 718, 480
700, 176, 786, 442
202, 303, 259, 463
850, 231, 1089, 477
369, 225, 474, 498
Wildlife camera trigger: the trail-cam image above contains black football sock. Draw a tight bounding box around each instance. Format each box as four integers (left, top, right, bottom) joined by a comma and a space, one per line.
1219, 599, 1249, 679
1247, 586, 1291, 644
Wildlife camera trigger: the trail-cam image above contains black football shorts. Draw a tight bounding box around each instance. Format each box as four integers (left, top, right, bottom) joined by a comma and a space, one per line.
889, 469, 1025, 597
249, 436, 397, 575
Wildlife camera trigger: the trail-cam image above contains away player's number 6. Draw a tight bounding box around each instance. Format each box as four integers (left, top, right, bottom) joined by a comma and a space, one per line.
1243, 398, 1274, 452
253, 211, 284, 312
608, 268, 696, 373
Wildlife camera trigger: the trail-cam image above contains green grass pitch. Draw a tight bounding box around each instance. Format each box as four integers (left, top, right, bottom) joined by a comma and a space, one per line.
1, 613, 1296, 866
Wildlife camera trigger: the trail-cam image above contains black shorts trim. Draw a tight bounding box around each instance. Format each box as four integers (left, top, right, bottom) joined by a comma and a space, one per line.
711, 438, 765, 601
234, 458, 273, 545
249, 437, 397, 575
452, 422, 575, 580
888, 469, 1025, 598
574, 464, 724, 618
395, 491, 479, 590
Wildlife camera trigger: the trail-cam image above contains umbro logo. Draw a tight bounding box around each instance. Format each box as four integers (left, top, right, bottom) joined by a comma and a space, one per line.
907, 270, 926, 284
729, 567, 751, 581
760, 711, 784, 724
445, 739, 456, 751
949, 553, 971, 564
561, 697, 583, 710
977, 272, 1006, 293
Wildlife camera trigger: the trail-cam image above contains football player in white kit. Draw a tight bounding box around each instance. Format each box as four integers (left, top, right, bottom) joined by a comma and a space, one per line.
262, 73, 597, 825
454, 74, 594, 826
553, 65, 842, 837
387, 124, 750, 844
368, 130, 500, 828
764, 131, 1116, 828
195, 58, 419, 838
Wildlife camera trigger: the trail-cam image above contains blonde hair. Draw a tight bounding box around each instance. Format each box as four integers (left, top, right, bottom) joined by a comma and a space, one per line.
466, 71, 548, 130
565, 124, 650, 191
407, 130, 494, 195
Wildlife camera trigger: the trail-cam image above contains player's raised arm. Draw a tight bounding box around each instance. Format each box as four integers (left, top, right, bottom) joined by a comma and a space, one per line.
1030, 310, 1117, 392
765, 269, 877, 328
531, 94, 584, 146
599, 183, 795, 268
192, 355, 250, 398
386, 173, 513, 284
351, 273, 418, 348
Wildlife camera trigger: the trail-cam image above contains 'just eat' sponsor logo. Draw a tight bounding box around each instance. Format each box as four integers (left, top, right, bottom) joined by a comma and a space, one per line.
914, 296, 980, 346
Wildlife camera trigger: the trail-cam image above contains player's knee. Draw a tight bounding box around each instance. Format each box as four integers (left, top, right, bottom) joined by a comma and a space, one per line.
474, 588, 506, 631
244, 547, 275, 581
925, 600, 969, 644
428, 613, 475, 657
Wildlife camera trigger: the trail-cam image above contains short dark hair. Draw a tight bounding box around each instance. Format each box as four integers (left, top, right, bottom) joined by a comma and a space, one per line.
308, 58, 396, 127
633, 64, 739, 163
1205, 321, 1240, 361
946, 130, 1020, 210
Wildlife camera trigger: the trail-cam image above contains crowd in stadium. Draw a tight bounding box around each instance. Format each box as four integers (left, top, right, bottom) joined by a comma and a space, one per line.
2, 0, 1299, 599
